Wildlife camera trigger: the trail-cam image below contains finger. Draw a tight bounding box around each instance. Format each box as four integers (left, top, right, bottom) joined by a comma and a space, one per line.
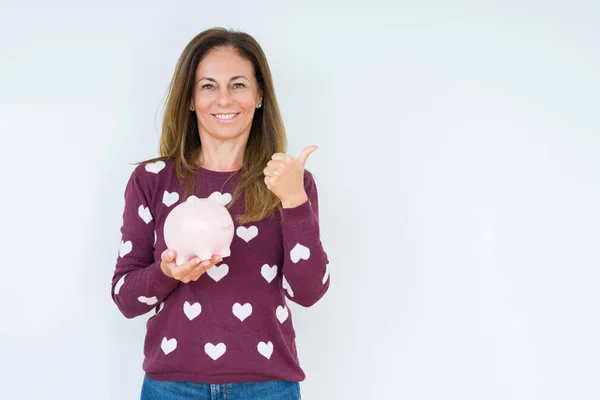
185, 255, 222, 281
264, 176, 273, 188
296, 145, 318, 166
187, 260, 212, 281
190, 272, 203, 282
263, 166, 281, 177
271, 152, 291, 162
266, 160, 284, 168
161, 249, 176, 263
171, 258, 202, 279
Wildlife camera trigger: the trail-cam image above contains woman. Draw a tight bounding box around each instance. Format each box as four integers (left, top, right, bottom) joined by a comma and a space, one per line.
110, 27, 330, 400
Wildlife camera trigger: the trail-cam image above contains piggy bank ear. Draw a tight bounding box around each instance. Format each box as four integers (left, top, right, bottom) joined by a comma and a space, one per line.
207, 191, 230, 205
207, 192, 222, 203
186, 195, 201, 208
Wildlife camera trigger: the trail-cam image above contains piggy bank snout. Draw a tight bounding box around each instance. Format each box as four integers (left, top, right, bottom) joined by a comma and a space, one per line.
215, 216, 233, 228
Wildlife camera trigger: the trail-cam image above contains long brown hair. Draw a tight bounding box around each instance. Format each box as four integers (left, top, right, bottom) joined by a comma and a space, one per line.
140, 27, 287, 224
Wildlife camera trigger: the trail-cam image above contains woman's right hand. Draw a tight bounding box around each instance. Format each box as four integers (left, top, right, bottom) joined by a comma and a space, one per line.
160, 249, 222, 283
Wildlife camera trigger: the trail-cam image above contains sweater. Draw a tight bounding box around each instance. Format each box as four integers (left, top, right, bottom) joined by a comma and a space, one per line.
110, 158, 330, 384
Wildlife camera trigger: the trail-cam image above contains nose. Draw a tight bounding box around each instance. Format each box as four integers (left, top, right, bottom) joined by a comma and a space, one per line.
217, 87, 233, 107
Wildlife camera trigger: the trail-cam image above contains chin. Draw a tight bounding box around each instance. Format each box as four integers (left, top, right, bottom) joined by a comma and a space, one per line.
208, 126, 247, 140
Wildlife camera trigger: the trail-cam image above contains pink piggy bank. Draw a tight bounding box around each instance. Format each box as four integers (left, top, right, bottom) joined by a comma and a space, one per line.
163, 193, 235, 265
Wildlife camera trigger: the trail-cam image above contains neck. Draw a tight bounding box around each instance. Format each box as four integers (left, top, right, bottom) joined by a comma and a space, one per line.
196, 135, 247, 172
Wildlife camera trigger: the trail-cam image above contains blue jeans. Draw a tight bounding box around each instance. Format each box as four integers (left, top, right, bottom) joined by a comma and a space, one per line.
141, 376, 301, 400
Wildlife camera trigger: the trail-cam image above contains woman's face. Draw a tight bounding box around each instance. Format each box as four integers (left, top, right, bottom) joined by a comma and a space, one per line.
192, 46, 262, 142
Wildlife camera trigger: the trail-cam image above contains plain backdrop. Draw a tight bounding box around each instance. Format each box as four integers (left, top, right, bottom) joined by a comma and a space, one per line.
0, 0, 598, 399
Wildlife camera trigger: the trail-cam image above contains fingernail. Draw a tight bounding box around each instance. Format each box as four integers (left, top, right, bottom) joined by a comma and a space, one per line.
195, 259, 201, 264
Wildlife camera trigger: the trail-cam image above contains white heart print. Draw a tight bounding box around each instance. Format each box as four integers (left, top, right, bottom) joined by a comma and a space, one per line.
276, 305, 289, 323
184, 301, 202, 320
119, 240, 132, 258
162, 191, 179, 207
282, 276, 294, 297
114, 275, 126, 295
290, 243, 310, 263
138, 296, 158, 305
236, 226, 258, 242
138, 205, 153, 224
161, 337, 177, 355
232, 302, 252, 321
322, 263, 330, 284
145, 161, 165, 174
206, 264, 229, 282
208, 191, 232, 206
261, 264, 278, 283
205, 342, 226, 360
257, 341, 273, 359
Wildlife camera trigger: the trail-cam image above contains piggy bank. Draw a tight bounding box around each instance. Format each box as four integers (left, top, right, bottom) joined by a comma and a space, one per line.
163, 193, 235, 265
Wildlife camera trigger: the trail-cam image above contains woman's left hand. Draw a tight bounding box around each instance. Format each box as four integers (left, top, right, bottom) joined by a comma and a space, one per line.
264, 145, 317, 208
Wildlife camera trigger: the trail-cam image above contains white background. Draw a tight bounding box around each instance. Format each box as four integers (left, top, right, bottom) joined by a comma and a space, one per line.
1, 1, 598, 399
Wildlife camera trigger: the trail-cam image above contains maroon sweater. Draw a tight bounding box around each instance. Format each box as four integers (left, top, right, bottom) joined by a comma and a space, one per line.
110, 158, 330, 384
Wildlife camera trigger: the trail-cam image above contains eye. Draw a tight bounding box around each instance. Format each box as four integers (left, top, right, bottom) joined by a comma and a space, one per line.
232, 83, 246, 89
202, 84, 215, 90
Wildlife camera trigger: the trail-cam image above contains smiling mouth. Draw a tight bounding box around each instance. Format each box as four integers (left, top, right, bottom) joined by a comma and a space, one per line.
212, 113, 240, 121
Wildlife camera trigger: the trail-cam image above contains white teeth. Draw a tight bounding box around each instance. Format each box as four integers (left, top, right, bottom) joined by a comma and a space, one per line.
215, 113, 236, 120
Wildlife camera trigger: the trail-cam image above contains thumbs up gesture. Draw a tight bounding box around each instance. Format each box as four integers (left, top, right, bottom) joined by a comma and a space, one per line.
263, 145, 318, 208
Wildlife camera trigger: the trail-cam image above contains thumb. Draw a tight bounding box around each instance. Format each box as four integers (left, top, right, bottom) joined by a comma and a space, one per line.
296, 145, 318, 166
162, 249, 176, 263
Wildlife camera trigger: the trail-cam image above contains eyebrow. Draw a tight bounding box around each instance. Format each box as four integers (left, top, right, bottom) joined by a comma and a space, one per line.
199, 75, 249, 82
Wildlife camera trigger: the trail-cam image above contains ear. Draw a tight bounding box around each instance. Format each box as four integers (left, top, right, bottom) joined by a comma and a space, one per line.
257, 89, 263, 106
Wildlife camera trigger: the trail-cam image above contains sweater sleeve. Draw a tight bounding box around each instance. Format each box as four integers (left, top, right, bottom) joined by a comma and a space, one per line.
279, 170, 331, 307
110, 165, 180, 319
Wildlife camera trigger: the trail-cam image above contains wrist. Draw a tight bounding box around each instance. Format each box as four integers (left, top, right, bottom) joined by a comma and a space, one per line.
281, 193, 308, 208
160, 262, 173, 278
